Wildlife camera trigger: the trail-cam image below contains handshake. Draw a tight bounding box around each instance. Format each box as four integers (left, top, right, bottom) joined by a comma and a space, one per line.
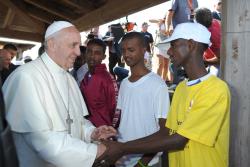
90, 125, 124, 167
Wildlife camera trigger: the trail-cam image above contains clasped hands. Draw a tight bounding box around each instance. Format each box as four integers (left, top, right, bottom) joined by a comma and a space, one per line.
91, 125, 117, 141
90, 125, 124, 167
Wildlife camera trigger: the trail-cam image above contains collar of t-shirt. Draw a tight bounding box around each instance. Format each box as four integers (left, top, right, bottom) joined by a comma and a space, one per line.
186, 73, 212, 86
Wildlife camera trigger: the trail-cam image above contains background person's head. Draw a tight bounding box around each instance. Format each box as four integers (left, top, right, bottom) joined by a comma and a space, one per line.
44, 21, 81, 70
195, 8, 213, 28
92, 27, 100, 36
214, 0, 222, 12
3, 43, 17, 59
86, 38, 106, 71
0, 49, 12, 70
141, 22, 149, 32
121, 32, 146, 67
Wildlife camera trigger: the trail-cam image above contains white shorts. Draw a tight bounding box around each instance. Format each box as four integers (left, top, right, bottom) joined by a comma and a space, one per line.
155, 43, 170, 59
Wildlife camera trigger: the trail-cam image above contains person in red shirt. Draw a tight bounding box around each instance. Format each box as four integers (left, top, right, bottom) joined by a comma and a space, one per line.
80, 39, 118, 127
195, 7, 221, 75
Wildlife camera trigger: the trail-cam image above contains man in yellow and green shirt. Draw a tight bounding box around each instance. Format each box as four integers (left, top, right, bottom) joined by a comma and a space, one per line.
167, 74, 230, 167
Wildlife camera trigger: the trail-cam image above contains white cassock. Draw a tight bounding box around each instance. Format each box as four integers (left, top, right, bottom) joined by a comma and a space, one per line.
2, 53, 97, 167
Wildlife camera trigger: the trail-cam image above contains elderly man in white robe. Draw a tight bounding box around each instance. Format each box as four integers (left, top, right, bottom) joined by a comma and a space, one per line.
2, 21, 116, 167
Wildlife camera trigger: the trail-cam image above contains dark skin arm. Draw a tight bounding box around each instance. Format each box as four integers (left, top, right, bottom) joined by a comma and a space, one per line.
95, 123, 188, 166
124, 129, 188, 154
134, 118, 166, 167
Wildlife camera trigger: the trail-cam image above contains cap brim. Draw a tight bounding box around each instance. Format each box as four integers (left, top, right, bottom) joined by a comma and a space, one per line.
156, 36, 175, 48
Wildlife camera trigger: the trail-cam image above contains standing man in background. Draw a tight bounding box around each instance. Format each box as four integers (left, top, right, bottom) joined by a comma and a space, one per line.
165, 0, 198, 85
0, 49, 19, 167
141, 22, 154, 70
165, 0, 199, 32
1, 44, 18, 84
212, 0, 222, 21
80, 38, 118, 128
195, 7, 221, 76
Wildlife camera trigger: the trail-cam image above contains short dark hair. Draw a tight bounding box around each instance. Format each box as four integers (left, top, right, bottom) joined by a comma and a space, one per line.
121, 32, 146, 47
195, 8, 213, 28
3, 43, 17, 51
87, 38, 106, 53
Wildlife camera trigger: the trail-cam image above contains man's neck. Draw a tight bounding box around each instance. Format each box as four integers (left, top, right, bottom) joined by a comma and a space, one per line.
183, 57, 208, 80
185, 65, 208, 80
129, 65, 150, 82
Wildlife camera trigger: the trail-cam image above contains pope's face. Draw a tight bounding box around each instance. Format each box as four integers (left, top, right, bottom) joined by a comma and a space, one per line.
52, 27, 81, 70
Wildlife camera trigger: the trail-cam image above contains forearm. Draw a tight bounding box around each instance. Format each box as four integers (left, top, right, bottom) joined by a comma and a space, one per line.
166, 11, 174, 31
123, 131, 188, 155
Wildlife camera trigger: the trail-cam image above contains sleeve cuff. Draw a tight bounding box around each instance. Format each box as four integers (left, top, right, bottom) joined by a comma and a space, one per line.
83, 120, 96, 143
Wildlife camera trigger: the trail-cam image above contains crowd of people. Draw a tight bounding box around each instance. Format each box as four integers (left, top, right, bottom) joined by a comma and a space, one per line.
0, 0, 230, 167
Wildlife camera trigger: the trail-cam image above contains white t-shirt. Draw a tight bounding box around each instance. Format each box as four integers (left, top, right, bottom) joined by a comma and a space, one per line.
117, 72, 170, 167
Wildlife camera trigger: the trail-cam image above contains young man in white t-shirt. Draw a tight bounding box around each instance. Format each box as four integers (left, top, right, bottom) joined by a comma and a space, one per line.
115, 32, 170, 167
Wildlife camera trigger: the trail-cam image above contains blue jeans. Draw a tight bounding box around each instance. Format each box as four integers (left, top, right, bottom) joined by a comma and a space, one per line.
113, 66, 129, 82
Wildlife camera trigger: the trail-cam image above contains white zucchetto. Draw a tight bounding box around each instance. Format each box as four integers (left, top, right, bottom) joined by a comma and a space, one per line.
45, 21, 74, 40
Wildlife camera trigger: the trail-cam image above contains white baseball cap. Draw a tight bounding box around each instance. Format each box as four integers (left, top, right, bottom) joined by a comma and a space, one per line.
214, 0, 222, 4
45, 21, 74, 40
159, 22, 211, 46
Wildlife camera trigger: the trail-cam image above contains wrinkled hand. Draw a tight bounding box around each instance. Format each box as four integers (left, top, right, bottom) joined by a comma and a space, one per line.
91, 125, 117, 141
93, 140, 124, 167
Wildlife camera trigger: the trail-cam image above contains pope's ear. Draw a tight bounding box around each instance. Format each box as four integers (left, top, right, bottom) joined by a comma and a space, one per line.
47, 39, 56, 51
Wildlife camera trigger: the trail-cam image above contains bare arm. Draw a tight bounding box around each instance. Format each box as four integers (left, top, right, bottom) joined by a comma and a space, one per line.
123, 128, 188, 155
165, 10, 174, 35
134, 119, 166, 166
97, 124, 188, 165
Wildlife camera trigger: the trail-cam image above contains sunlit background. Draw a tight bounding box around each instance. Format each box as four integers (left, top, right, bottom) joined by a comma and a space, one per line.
0, 0, 214, 65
